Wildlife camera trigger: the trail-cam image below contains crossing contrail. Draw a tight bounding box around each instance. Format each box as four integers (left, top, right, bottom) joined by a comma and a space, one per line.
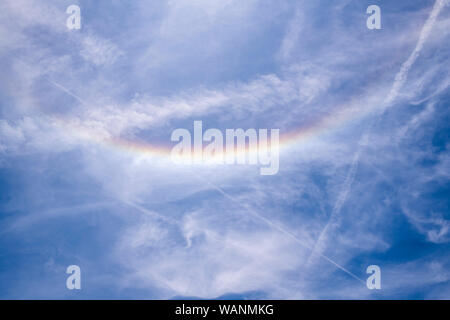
307, 0, 448, 264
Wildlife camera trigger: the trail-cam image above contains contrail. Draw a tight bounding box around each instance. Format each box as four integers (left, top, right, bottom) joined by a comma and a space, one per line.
385, 0, 447, 105
193, 172, 365, 283
45, 78, 87, 106
307, 0, 447, 263
123, 200, 180, 226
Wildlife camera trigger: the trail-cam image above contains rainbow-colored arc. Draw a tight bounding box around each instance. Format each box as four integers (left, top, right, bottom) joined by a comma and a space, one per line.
53, 94, 378, 160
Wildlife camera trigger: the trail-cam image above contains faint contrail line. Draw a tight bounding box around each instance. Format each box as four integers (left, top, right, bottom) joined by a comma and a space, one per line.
14, 56, 88, 107
193, 173, 365, 283
123, 200, 180, 226
307, 0, 447, 263
45, 78, 87, 106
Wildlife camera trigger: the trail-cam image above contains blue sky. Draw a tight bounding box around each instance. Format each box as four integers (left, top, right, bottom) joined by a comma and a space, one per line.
0, 0, 449, 299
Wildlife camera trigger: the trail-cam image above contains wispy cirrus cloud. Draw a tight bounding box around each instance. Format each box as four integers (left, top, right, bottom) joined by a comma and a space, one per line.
0, 0, 449, 299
